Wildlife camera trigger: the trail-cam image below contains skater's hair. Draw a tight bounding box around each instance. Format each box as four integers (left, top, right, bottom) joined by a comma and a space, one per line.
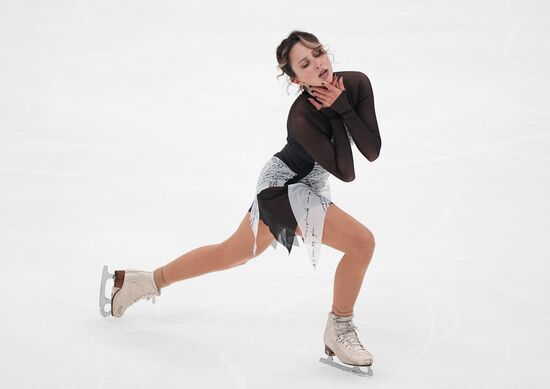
276, 30, 335, 95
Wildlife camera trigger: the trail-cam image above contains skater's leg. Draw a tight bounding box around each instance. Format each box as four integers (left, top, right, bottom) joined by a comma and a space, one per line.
153, 211, 275, 289
320, 204, 375, 317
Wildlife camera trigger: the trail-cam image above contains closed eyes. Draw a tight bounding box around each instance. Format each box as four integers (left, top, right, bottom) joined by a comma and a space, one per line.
301, 49, 325, 68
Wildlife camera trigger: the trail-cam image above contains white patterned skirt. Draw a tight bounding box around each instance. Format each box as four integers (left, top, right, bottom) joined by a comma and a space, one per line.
247, 155, 333, 270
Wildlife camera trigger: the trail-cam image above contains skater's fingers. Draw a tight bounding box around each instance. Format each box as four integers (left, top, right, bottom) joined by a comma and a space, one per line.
321, 81, 338, 91
310, 88, 328, 98
338, 76, 345, 90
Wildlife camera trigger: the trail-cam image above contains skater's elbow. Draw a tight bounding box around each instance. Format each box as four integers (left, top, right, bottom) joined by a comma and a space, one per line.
367, 141, 382, 162
366, 152, 379, 162
342, 172, 355, 182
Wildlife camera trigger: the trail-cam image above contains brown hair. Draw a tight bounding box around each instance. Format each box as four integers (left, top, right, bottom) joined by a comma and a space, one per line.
276, 30, 335, 94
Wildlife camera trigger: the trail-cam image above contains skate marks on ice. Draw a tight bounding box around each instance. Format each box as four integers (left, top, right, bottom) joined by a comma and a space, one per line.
218, 349, 248, 389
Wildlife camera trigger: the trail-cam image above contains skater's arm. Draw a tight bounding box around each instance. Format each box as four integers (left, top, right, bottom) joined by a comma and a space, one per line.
288, 112, 355, 182
325, 72, 382, 162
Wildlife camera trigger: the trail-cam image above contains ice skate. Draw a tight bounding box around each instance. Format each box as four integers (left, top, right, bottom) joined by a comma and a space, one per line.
98, 265, 161, 318
319, 311, 374, 377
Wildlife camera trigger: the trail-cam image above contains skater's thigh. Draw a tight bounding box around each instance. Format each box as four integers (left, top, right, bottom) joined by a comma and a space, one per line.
219, 211, 275, 264
321, 203, 375, 254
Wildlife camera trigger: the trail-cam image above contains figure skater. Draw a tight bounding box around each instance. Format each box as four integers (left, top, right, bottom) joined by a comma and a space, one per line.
99, 30, 381, 372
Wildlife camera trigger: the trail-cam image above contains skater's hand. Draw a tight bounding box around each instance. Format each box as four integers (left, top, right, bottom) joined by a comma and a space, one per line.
307, 75, 345, 111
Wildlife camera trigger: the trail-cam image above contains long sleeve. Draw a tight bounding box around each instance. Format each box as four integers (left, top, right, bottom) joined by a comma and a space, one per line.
324, 72, 381, 161
287, 108, 355, 182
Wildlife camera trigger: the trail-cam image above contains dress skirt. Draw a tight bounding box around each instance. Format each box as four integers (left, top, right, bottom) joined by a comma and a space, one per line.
247, 155, 333, 270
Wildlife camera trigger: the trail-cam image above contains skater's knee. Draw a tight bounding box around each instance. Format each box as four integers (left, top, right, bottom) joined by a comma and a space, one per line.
222, 255, 252, 269
349, 229, 375, 257
360, 230, 375, 251
234, 258, 250, 267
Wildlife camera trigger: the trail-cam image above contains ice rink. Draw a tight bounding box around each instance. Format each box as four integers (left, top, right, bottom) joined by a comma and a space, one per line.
1, 0, 549, 388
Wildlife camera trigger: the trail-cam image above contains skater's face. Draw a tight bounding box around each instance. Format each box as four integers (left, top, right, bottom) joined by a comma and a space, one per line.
289, 41, 333, 91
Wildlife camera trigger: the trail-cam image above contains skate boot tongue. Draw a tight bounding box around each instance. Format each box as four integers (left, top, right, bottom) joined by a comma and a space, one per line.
334, 318, 356, 337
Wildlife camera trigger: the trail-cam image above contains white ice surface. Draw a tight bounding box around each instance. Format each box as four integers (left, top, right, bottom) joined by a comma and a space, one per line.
1, 0, 549, 388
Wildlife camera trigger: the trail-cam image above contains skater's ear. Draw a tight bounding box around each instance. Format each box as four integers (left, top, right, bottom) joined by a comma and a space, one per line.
290, 76, 303, 86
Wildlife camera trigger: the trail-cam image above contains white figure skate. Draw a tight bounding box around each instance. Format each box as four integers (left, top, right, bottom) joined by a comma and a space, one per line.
98, 265, 160, 318
319, 311, 374, 377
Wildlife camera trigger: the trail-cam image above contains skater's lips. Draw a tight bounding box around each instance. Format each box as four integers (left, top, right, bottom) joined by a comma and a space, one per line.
319, 69, 328, 77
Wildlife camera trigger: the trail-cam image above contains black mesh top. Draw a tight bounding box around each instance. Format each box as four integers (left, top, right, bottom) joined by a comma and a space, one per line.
274, 70, 381, 182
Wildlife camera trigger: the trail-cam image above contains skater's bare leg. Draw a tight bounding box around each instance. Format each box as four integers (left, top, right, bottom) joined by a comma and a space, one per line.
318, 204, 375, 317
153, 211, 275, 289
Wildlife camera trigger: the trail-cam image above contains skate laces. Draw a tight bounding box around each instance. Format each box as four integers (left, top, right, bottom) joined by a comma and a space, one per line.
334, 319, 367, 352
128, 273, 160, 304
126, 283, 159, 305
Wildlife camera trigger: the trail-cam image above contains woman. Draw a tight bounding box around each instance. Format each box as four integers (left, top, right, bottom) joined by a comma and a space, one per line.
99, 31, 381, 369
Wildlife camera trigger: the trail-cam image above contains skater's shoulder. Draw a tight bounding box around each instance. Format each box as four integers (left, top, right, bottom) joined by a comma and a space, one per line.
334, 70, 373, 93
335, 70, 370, 80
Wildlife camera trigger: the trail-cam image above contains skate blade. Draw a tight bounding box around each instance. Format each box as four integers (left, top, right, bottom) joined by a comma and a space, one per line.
319, 355, 373, 377
99, 265, 114, 317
